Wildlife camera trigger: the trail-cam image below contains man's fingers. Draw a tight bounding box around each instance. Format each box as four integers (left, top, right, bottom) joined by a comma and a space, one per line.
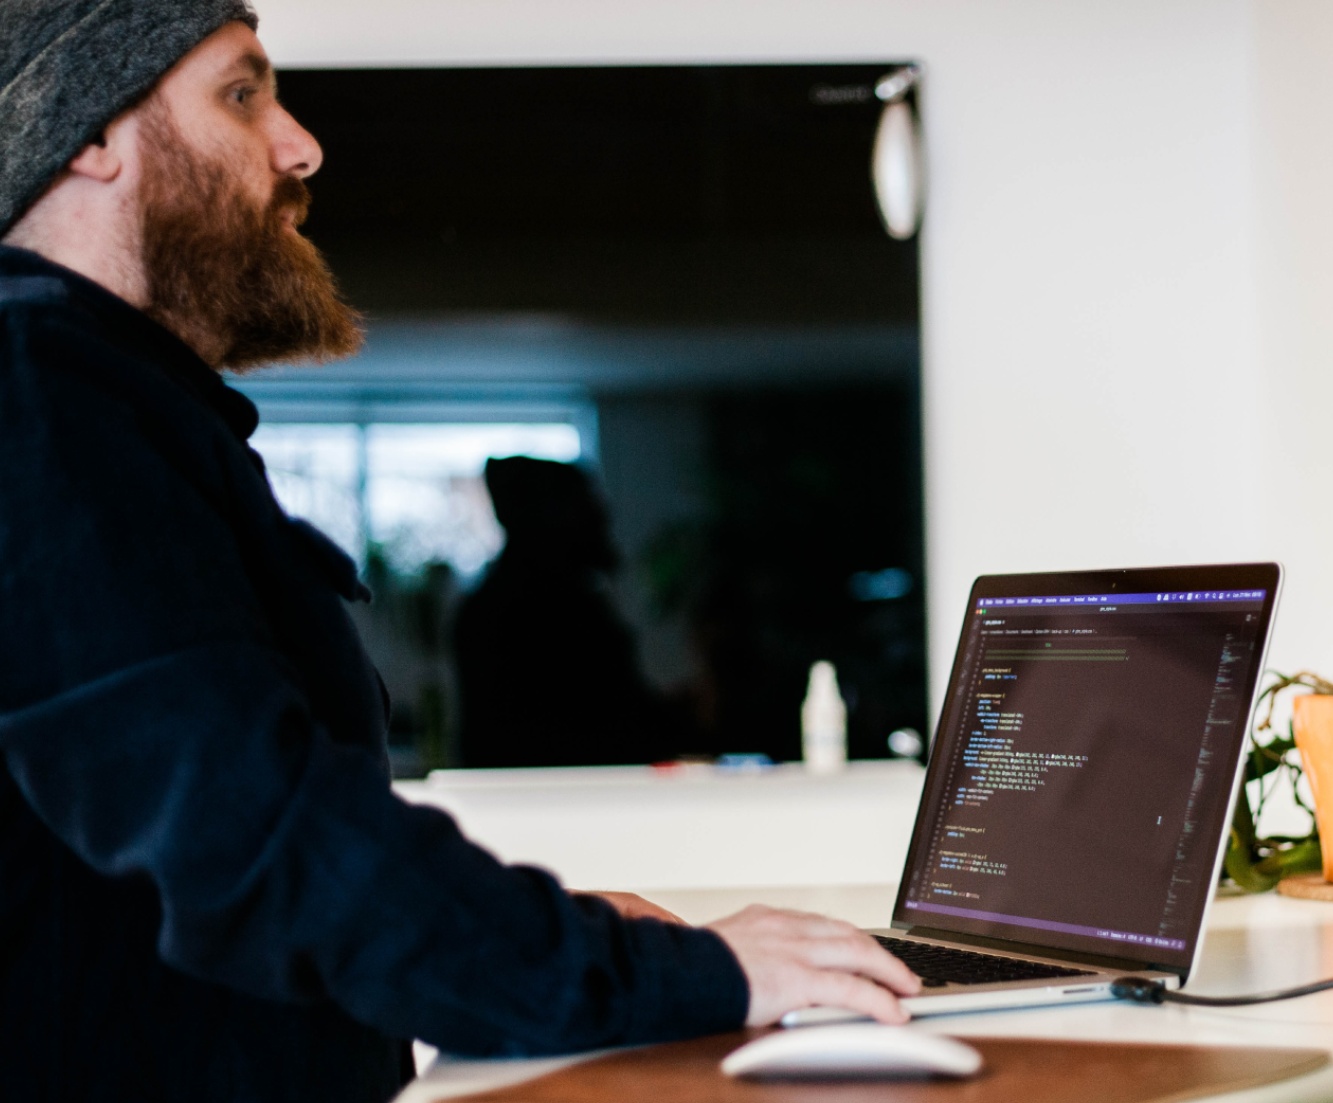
707, 904, 923, 1026
796, 966, 910, 1025
799, 928, 921, 996
744, 908, 920, 996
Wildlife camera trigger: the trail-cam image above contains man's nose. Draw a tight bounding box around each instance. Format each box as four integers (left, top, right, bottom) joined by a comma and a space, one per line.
271, 106, 323, 179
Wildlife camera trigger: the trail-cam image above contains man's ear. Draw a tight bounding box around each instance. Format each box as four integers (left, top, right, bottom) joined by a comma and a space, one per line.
67, 111, 138, 183
67, 135, 122, 183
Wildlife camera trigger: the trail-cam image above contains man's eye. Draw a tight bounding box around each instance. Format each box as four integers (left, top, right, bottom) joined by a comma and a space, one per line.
231, 86, 256, 106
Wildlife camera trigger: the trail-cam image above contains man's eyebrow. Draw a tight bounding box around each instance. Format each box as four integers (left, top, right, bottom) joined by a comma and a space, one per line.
226, 51, 276, 87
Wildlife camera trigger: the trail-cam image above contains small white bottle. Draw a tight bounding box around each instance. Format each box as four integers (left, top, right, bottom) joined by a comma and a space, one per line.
802, 661, 847, 774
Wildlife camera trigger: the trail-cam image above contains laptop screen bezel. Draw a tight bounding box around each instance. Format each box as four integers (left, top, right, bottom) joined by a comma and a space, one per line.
891, 562, 1282, 977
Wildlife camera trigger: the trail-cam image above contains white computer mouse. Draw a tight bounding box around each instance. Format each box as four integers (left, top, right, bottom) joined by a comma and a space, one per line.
720, 1023, 983, 1080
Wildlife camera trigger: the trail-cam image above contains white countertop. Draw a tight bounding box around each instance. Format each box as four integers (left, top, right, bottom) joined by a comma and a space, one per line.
394, 760, 926, 890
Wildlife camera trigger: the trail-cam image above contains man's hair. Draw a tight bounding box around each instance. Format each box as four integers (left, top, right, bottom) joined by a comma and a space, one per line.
0, 0, 257, 236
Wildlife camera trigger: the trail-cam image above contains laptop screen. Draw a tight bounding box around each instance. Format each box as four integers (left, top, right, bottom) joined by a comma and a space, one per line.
893, 564, 1281, 972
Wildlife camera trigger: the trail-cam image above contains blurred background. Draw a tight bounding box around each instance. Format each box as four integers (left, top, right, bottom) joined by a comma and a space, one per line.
240, 65, 928, 774
243, 0, 1333, 788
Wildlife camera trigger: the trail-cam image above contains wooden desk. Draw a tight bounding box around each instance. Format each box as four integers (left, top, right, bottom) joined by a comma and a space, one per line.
395, 885, 1333, 1103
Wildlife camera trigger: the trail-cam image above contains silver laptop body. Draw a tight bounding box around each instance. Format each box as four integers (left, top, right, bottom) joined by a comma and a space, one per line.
791, 562, 1282, 1023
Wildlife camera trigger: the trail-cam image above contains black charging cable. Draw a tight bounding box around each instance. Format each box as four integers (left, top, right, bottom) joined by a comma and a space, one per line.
1111, 975, 1333, 1007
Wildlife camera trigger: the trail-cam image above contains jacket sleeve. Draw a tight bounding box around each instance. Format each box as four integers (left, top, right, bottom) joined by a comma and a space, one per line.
0, 303, 749, 1055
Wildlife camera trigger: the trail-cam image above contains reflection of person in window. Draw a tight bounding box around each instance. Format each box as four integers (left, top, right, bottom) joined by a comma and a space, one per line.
456, 456, 692, 767
0, 5, 919, 1099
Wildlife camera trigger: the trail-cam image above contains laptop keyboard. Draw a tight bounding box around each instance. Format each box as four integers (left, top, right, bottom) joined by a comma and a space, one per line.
874, 936, 1097, 988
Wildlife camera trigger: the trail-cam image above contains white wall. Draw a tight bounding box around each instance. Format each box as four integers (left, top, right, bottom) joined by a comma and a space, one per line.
258, 0, 1333, 715
1251, 2, 1333, 687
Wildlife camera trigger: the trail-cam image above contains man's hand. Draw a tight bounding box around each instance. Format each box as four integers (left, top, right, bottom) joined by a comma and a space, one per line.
577, 890, 686, 924
706, 905, 921, 1026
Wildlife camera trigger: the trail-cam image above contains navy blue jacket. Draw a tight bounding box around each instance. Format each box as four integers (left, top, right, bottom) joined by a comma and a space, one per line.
0, 246, 747, 1103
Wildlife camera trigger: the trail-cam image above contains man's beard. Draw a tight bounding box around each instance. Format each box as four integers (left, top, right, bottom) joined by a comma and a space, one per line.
137, 106, 363, 372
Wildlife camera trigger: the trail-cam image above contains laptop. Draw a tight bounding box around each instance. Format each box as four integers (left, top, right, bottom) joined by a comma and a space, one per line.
788, 562, 1282, 1023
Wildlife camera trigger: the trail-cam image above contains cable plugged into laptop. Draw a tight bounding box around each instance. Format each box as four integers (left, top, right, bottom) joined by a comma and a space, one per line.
1110, 977, 1169, 1004
1112, 975, 1333, 1007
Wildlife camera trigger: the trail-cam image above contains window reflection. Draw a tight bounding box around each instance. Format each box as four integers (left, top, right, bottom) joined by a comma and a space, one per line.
252, 422, 582, 576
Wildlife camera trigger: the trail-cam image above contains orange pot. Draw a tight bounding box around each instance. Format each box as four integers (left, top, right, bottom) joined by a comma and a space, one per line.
1292, 694, 1333, 882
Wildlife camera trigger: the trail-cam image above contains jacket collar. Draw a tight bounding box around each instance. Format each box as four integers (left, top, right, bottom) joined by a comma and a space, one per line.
0, 244, 261, 441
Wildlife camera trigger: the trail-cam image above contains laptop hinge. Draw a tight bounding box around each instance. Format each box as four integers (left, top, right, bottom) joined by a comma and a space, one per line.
893, 924, 1186, 977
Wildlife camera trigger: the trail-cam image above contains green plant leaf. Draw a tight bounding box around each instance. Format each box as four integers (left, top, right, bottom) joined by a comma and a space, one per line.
1225, 829, 1279, 892
1262, 837, 1323, 881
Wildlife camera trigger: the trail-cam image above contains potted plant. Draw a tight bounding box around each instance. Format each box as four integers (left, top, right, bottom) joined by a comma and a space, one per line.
1223, 672, 1327, 892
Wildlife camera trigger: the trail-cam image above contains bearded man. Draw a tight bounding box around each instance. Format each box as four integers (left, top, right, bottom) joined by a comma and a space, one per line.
0, 3, 918, 1101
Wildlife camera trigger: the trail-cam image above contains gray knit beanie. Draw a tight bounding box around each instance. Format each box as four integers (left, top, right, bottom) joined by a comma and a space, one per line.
0, 0, 259, 236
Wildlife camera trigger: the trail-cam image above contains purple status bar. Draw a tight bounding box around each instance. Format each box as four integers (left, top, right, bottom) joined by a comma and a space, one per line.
905, 900, 1187, 952
976, 590, 1265, 611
